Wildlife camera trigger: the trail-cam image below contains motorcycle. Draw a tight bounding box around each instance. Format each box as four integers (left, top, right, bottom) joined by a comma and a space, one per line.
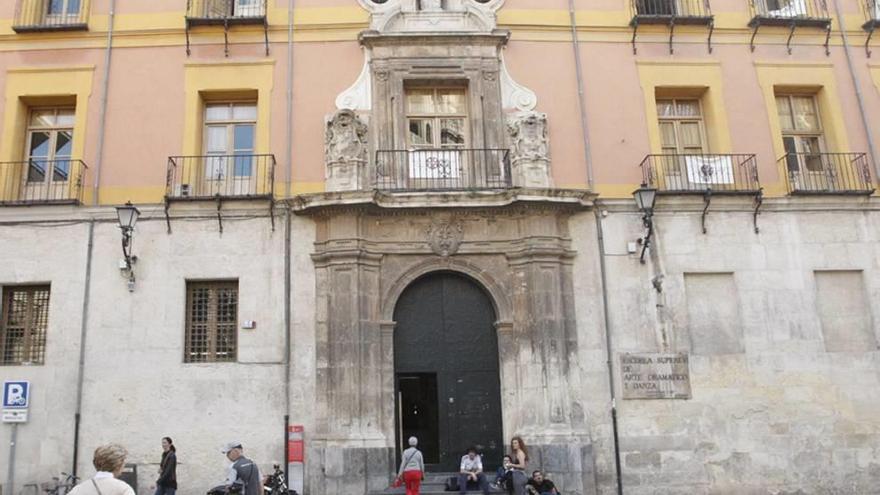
206, 463, 296, 495
263, 464, 296, 495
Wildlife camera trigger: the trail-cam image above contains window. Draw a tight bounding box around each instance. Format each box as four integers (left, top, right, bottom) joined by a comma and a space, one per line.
233, 0, 261, 17
657, 98, 706, 156
203, 102, 256, 180
1, 286, 50, 365
25, 108, 75, 188
47, 0, 81, 19
185, 281, 238, 363
776, 94, 825, 173
636, 0, 677, 16
406, 88, 467, 149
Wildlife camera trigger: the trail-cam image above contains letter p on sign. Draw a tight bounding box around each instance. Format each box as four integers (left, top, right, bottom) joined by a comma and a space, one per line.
3, 381, 30, 409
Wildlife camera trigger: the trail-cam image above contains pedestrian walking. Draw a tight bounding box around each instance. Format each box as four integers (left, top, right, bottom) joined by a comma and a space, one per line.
222, 442, 262, 495
67, 444, 136, 495
155, 437, 177, 495
396, 436, 425, 495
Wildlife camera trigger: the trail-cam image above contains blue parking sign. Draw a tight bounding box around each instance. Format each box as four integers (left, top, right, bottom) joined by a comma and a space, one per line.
2, 381, 29, 409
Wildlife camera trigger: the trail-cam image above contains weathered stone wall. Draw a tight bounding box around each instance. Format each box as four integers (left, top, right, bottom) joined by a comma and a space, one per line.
0, 207, 318, 495
590, 197, 880, 495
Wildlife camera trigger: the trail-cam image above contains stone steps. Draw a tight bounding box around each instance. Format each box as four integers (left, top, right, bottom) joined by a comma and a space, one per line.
368, 472, 507, 495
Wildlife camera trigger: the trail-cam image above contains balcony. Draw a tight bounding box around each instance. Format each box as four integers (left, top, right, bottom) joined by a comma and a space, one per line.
629, 0, 715, 54
0, 159, 88, 205
165, 154, 275, 200
640, 154, 761, 194
864, 0, 879, 56
185, 0, 269, 56
374, 149, 512, 192
782, 152, 875, 195
749, 0, 832, 53
13, 0, 89, 33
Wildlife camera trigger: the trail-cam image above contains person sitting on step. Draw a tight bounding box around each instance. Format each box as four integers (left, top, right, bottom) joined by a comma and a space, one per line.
458, 446, 490, 495
525, 470, 559, 495
492, 455, 513, 490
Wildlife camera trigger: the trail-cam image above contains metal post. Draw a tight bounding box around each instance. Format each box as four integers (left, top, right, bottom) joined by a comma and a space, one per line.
6, 423, 18, 495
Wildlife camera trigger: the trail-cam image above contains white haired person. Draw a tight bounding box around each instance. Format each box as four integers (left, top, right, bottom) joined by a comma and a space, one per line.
396, 436, 425, 495
68, 444, 135, 495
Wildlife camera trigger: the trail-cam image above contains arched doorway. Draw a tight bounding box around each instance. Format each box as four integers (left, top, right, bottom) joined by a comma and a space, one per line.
393, 271, 504, 472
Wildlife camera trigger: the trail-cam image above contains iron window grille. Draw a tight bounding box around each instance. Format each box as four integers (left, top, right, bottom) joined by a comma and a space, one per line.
185, 281, 238, 363
1, 286, 51, 366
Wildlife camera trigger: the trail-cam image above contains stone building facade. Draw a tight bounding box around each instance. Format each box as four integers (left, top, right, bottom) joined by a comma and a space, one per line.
0, 0, 879, 494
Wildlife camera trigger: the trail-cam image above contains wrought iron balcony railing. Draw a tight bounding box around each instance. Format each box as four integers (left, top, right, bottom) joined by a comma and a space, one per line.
13, 0, 89, 32
186, 0, 267, 23
185, 0, 269, 56
782, 152, 875, 195
165, 154, 275, 200
864, 0, 879, 56
639, 154, 761, 194
749, 0, 831, 23
632, 0, 712, 20
375, 149, 512, 192
629, 0, 715, 54
0, 159, 87, 205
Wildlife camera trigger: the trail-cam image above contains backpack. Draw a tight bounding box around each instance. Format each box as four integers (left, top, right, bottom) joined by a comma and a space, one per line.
444, 476, 459, 492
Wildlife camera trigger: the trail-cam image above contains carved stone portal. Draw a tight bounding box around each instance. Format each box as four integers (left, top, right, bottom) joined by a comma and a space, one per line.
325, 109, 369, 191
508, 111, 552, 188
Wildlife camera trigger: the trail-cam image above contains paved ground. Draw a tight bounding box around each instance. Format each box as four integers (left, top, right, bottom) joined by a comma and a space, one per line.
369, 472, 509, 495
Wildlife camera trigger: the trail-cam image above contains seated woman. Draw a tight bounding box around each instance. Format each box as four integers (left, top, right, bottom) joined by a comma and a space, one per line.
507, 436, 530, 495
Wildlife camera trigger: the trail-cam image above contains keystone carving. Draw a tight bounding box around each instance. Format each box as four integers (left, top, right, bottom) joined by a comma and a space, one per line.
426, 219, 464, 257
507, 111, 552, 188
325, 109, 369, 192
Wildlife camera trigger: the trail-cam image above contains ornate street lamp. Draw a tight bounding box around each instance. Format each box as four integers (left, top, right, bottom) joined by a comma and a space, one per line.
632, 184, 657, 264
116, 201, 140, 290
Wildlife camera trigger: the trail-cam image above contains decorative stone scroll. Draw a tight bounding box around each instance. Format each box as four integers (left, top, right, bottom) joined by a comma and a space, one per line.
325, 109, 369, 192
507, 111, 552, 188
356, 0, 506, 33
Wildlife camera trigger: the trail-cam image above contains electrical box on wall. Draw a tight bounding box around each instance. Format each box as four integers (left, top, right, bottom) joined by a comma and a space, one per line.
242, 320, 257, 330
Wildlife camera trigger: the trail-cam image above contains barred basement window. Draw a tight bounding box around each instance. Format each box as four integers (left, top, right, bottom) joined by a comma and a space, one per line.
185, 281, 238, 363
0, 285, 50, 365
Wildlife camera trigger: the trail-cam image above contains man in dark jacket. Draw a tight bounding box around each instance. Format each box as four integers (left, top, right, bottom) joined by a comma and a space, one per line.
222, 442, 262, 495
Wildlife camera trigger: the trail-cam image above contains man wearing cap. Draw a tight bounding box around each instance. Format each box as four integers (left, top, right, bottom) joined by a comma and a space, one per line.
222, 442, 262, 495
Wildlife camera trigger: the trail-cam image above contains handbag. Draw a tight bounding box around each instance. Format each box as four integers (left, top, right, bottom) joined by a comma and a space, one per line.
392, 449, 419, 488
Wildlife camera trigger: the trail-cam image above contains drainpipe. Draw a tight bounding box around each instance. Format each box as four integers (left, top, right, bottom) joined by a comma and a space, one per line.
283, 207, 292, 482
92, 0, 117, 205
832, 0, 879, 178
72, 220, 96, 476
284, 0, 295, 481
594, 207, 624, 495
285, 0, 295, 198
569, 0, 595, 188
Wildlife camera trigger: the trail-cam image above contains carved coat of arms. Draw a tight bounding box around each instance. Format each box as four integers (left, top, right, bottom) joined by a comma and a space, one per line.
426, 220, 464, 257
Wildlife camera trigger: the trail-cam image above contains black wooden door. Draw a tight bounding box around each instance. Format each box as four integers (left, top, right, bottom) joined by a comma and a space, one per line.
394, 272, 503, 472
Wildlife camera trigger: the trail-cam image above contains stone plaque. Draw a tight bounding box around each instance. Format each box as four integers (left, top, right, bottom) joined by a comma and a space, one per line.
620, 353, 691, 400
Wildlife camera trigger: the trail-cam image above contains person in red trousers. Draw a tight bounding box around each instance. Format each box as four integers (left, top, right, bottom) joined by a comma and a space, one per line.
396, 436, 425, 495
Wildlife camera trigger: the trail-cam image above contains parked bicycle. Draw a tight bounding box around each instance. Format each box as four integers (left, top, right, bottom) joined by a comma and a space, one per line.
42, 472, 79, 495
